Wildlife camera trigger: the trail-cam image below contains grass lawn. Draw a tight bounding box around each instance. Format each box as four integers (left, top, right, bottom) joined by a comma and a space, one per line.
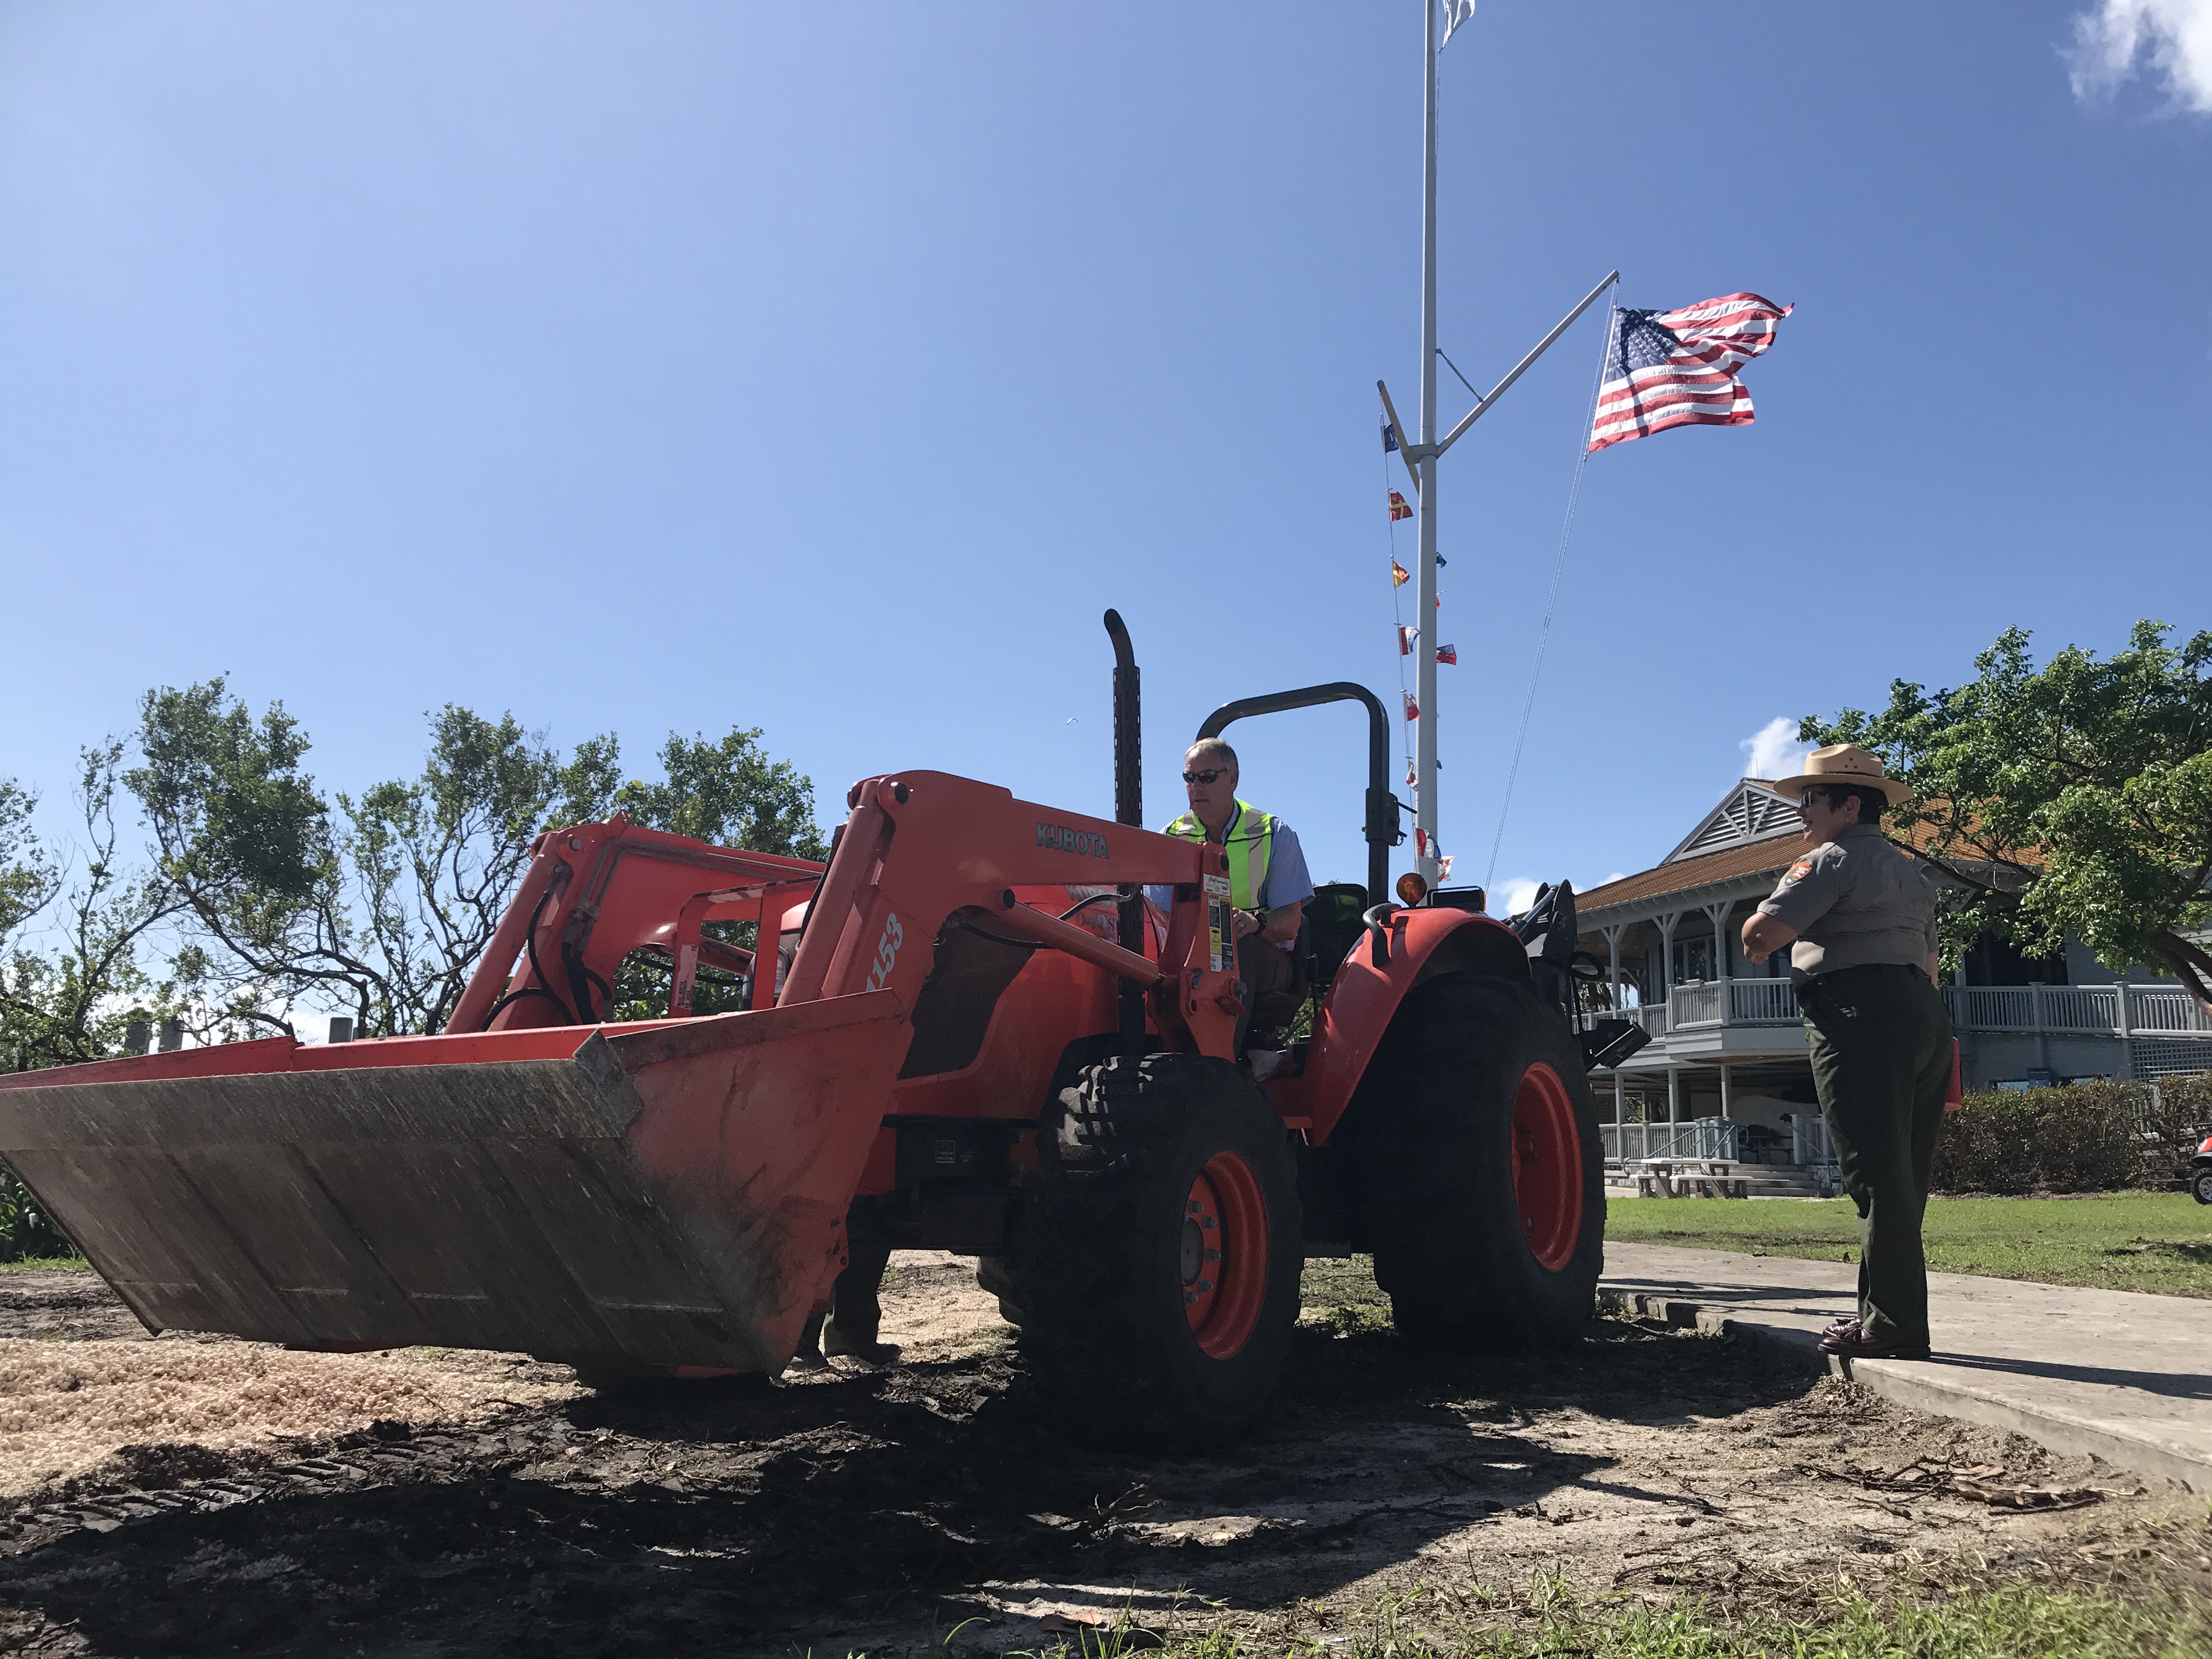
1009, 1575, 2212, 1658
0, 1255, 87, 1273
1605, 1191, 2212, 1299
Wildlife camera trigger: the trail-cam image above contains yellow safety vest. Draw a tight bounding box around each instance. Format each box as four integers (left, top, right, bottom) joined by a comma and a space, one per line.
1164, 799, 1275, 911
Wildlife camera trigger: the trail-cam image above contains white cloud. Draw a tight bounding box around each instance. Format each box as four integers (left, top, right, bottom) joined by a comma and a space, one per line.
1490, 875, 1542, 917
1740, 717, 1810, 784
2069, 0, 2212, 113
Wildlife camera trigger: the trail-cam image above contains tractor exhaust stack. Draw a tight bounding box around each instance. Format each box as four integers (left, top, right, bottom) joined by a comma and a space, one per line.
1104, 608, 1148, 1043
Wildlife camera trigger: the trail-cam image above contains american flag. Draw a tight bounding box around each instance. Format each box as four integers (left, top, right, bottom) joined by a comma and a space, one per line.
1587, 293, 1792, 454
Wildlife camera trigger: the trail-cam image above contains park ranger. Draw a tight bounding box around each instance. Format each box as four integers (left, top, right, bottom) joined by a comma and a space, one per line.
1740, 744, 1952, 1361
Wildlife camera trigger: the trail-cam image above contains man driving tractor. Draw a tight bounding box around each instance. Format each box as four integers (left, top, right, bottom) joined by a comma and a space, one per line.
1154, 737, 1314, 1043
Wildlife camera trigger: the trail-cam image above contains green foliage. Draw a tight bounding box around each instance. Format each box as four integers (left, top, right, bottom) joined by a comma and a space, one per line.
127, 681, 828, 1036
0, 1169, 74, 1262
0, 746, 181, 1069
1932, 1080, 2154, 1195
1799, 620, 2212, 1005
613, 727, 830, 861
599, 727, 831, 1022
128, 679, 627, 1037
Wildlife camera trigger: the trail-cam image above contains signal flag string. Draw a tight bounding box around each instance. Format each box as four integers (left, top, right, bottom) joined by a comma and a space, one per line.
1381, 421, 1417, 797
1483, 287, 1620, 891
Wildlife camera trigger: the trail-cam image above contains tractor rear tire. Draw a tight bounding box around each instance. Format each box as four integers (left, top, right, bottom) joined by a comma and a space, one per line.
1345, 973, 1604, 1353
1005, 1053, 1302, 1448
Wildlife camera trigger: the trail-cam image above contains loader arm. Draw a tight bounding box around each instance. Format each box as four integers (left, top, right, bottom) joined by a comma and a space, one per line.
782, 772, 1241, 1059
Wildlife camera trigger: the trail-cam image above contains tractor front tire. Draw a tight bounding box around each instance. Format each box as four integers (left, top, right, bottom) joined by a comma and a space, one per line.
1006, 1053, 1302, 1448
1346, 973, 1604, 1352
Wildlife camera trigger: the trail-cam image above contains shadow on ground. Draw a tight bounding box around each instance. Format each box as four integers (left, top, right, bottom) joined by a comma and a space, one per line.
0, 1305, 1829, 1657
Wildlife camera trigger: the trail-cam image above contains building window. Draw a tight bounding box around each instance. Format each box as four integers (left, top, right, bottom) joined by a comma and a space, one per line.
1963, 935, 2067, 986
1672, 935, 1714, 984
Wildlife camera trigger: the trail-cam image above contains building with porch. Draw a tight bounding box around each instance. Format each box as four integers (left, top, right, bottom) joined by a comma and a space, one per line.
1573, 778, 2212, 1169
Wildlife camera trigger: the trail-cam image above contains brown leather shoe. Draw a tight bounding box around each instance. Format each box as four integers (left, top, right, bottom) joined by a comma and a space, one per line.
1819, 1319, 1929, 1360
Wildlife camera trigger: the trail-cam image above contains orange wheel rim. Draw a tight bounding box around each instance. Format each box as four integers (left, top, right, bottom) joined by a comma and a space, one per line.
1181, 1152, 1268, 1359
1511, 1062, 1583, 1272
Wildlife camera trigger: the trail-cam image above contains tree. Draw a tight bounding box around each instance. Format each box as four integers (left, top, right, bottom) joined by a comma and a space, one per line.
1802, 620, 2212, 1009
128, 681, 830, 1036
612, 728, 830, 860
128, 680, 622, 1038
601, 728, 832, 1020
0, 746, 182, 1070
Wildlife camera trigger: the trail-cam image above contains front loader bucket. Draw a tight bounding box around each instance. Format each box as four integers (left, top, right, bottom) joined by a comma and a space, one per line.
0, 991, 910, 1375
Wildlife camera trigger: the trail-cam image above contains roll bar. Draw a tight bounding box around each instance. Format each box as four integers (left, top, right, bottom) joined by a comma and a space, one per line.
1195, 682, 1402, 906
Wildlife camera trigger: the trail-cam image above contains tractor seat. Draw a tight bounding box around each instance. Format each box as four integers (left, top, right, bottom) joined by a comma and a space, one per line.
1247, 883, 1367, 1035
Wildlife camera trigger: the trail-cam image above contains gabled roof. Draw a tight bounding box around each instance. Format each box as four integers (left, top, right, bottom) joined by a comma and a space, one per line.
1578, 837, 1799, 914
1662, 778, 1801, 864
1578, 782, 2001, 922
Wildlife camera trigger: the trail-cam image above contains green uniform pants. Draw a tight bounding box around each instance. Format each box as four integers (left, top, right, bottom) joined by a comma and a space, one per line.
1799, 963, 1954, 1348
822, 1201, 894, 1351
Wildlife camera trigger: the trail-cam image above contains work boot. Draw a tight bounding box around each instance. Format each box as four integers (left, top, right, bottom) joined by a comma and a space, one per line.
1818, 1318, 1929, 1361
786, 1311, 829, 1373
822, 1313, 900, 1366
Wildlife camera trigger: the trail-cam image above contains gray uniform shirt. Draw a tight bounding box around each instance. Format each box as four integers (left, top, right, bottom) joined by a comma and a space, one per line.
1754, 823, 1940, 984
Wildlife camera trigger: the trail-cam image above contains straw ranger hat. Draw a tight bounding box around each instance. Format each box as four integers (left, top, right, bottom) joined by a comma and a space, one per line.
1769, 743, 1912, 807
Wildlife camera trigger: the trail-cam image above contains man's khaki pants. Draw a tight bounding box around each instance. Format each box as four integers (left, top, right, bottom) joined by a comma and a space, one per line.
1800, 963, 1954, 1348
1234, 933, 1296, 1053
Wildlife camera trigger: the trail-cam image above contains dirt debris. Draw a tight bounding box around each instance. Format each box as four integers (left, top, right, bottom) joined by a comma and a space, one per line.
0, 1253, 2197, 1657
0, 1338, 574, 1499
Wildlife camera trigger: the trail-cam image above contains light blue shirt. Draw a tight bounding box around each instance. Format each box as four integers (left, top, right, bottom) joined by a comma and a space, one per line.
1147, 803, 1316, 944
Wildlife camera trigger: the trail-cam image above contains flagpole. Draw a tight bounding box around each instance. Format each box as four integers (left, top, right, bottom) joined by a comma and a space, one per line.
1413, 0, 1441, 887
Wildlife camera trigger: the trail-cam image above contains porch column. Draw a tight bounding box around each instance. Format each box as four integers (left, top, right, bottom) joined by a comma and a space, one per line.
1667, 1065, 1681, 1125
2115, 981, 2134, 1081
1718, 1062, 1731, 1121
1651, 911, 1681, 1026
1601, 923, 1626, 1008
1613, 1073, 1625, 1130
1701, 900, 1733, 988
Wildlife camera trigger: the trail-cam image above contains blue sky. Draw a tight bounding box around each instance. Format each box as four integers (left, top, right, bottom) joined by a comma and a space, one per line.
3, 1, 2208, 926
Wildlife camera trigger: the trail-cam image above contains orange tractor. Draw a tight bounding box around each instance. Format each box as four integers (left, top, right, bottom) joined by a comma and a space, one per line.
0, 614, 1606, 1444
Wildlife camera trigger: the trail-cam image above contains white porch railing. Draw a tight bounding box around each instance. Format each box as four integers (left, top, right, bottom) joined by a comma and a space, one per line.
1662, 978, 1803, 1029
1601, 1119, 1740, 1164
1670, 983, 1721, 1026
2131, 988, 2212, 1035
1728, 978, 1802, 1024
1941, 983, 2212, 1038
1589, 980, 2209, 1044
1581, 1003, 1669, 1037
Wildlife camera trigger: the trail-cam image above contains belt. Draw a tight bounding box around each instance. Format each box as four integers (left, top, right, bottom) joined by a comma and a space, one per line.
1804, 961, 1928, 990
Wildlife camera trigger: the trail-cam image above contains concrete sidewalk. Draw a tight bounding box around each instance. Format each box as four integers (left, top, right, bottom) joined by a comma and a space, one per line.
1601, 1243, 2212, 1494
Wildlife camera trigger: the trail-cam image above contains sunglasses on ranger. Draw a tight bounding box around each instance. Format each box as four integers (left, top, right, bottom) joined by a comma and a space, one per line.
1182, 768, 1231, 785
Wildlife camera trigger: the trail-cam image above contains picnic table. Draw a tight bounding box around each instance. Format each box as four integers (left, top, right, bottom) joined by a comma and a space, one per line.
1627, 1158, 1749, 1199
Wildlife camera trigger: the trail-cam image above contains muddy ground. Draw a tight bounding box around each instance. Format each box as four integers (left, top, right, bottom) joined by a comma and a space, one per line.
0, 1254, 2201, 1657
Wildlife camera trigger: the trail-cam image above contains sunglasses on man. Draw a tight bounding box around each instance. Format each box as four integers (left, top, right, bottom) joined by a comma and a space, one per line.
1182, 768, 1231, 785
